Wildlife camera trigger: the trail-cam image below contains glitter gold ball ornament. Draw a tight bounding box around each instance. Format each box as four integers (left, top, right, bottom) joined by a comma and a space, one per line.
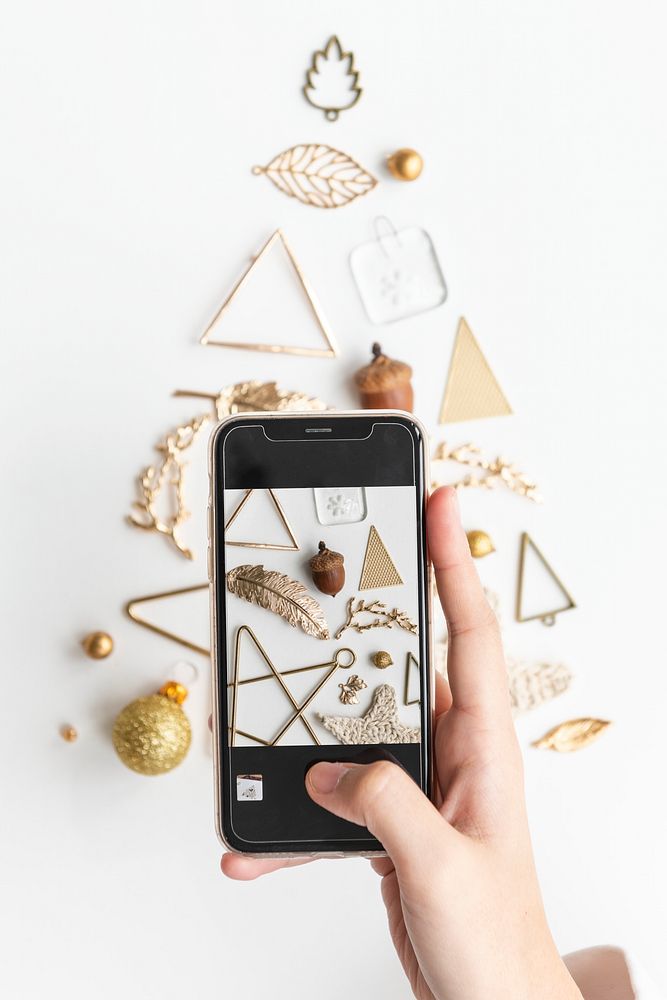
466, 530, 496, 558
112, 684, 192, 775
387, 148, 423, 181
372, 650, 393, 669
82, 631, 114, 659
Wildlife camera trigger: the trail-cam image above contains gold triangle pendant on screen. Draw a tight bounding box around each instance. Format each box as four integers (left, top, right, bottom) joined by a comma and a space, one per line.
516, 533, 576, 626
403, 652, 420, 706
125, 583, 209, 656
225, 489, 299, 550
199, 229, 339, 358
439, 317, 513, 424
359, 525, 403, 590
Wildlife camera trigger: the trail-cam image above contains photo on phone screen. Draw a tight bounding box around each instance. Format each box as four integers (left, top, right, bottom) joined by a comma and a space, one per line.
210, 413, 431, 855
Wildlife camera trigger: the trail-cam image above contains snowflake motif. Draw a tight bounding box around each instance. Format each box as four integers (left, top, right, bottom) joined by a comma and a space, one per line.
326, 494, 355, 518
243, 786, 257, 800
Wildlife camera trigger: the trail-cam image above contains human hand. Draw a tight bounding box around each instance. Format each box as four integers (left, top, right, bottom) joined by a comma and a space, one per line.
222, 487, 583, 1000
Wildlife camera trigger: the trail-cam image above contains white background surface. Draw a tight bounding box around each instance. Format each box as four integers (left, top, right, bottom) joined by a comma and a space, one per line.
2, 1, 666, 997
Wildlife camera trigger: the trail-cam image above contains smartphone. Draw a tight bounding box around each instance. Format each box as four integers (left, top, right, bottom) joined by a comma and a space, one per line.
209, 411, 433, 857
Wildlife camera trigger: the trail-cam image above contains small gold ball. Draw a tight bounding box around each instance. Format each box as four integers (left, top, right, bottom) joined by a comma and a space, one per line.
82, 631, 114, 659
466, 530, 496, 559
159, 680, 188, 705
61, 725, 78, 742
112, 694, 191, 775
387, 148, 423, 181
372, 650, 394, 669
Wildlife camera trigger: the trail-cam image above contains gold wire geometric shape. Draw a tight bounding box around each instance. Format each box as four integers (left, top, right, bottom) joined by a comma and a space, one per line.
199, 229, 339, 357
359, 525, 403, 590
403, 651, 420, 706
228, 625, 355, 747
252, 146, 376, 209
125, 583, 209, 656
224, 489, 299, 551
516, 532, 576, 626
303, 35, 362, 121
439, 317, 513, 424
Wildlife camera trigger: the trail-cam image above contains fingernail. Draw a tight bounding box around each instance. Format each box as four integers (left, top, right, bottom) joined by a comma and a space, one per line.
307, 762, 347, 794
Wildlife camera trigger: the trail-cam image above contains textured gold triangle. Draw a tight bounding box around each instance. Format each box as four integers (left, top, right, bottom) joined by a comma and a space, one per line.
439, 317, 513, 424
403, 652, 420, 706
359, 525, 403, 590
125, 583, 209, 656
516, 533, 576, 625
224, 489, 299, 550
199, 229, 339, 358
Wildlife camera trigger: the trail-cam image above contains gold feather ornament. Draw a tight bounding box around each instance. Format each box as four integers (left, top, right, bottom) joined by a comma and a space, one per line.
532, 718, 611, 752
252, 144, 377, 209
226, 564, 330, 639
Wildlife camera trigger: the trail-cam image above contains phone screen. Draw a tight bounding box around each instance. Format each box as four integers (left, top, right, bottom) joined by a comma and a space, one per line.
211, 413, 430, 854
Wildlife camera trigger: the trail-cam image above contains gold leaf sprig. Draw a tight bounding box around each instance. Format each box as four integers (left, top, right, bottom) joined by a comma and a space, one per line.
532, 717, 611, 752
128, 414, 210, 559
338, 674, 367, 705
174, 381, 328, 420
226, 564, 330, 640
334, 597, 418, 640
432, 442, 543, 503
252, 144, 377, 209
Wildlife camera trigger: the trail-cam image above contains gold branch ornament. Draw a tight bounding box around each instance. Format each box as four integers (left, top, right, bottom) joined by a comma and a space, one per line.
303, 35, 362, 121
128, 414, 209, 559
129, 382, 328, 560
532, 718, 611, 752
226, 564, 330, 640
432, 442, 543, 503
252, 145, 377, 209
334, 597, 418, 640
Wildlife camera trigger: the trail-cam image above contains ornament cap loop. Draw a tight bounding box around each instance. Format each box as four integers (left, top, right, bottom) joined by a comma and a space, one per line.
159, 680, 189, 704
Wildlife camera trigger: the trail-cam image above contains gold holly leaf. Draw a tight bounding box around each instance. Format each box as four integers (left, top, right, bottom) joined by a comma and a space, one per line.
226, 564, 330, 640
338, 674, 368, 705
252, 144, 377, 209
532, 717, 611, 752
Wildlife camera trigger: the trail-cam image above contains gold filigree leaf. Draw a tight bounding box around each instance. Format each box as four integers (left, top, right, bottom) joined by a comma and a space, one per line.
226, 564, 330, 640
252, 144, 377, 209
532, 717, 611, 752
216, 381, 328, 418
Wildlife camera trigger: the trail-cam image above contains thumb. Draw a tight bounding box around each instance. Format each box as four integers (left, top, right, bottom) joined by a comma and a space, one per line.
306, 760, 456, 871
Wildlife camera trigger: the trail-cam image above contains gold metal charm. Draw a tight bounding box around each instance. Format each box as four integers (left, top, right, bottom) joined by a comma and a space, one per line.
226, 564, 330, 639
432, 442, 542, 503
125, 583, 209, 656
252, 146, 376, 209
387, 148, 423, 181
60, 725, 78, 742
81, 631, 114, 659
532, 718, 611, 752
334, 597, 418, 640
225, 489, 299, 551
516, 532, 576, 625
372, 650, 393, 669
359, 525, 403, 590
338, 675, 368, 705
200, 229, 338, 356
173, 381, 328, 420
319, 684, 420, 745
439, 317, 513, 424
466, 530, 496, 558
403, 652, 420, 706
303, 35, 362, 121
229, 626, 355, 747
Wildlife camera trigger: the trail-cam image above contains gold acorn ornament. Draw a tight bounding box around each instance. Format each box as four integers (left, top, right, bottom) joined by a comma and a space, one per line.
82, 630, 114, 659
466, 530, 496, 558
310, 541, 345, 597
372, 650, 393, 669
387, 148, 423, 181
355, 343, 414, 412
112, 681, 191, 775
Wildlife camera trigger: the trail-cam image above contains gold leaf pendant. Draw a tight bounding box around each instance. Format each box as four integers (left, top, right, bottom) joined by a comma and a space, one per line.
226, 564, 330, 639
252, 145, 377, 209
532, 717, 611, 752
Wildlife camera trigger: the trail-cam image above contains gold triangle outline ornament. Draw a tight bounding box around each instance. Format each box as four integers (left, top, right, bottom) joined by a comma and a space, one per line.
403, 652, 420, 706
199, 229, 339, 358
516, 532, 576, 626
439, 317, 513, 424
125, 583, 209, 656
229, 625, 356, 747
224, 489, 299, 551
358, 525, 403, 590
